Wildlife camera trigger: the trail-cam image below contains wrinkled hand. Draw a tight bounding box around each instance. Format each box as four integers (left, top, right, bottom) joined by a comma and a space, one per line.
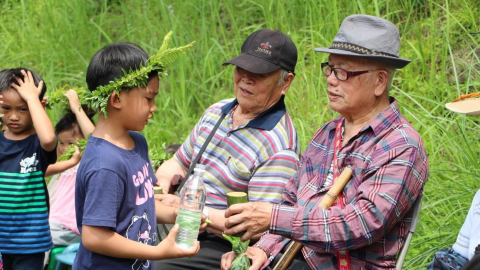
10, 70, 44, 103
199, 213, 208, 234
224, 202, 273, 242
155, 173, 182, 195
156, 224, 200, 259
221, 247, 267, 270
155, 193, 180, 208
65, 89, 81, 113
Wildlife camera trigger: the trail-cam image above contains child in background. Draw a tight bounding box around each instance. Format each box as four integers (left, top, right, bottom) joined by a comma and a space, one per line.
0, 116, 5, 131
46, 89, 95, 247
74, 42, 201, 270
0, 69, 57, 270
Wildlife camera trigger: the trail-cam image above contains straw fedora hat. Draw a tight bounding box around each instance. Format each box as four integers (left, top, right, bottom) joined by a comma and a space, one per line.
445, 95, 480, 116
445, 31, 480, 116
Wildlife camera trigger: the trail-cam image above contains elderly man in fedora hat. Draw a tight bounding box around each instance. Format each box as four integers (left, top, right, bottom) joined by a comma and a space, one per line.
221, 14, 429, 270
426, 30, 480, 270
154, 29, 301, 269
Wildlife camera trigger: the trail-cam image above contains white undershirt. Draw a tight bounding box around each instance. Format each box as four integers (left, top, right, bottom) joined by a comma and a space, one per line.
452, 189, 480, 260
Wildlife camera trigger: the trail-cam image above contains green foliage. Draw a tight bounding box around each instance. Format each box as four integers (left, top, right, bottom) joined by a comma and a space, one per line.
83, 31, 196, 117
222, 234, 250, 270
1, 0, 480, 268
149, 144, 174, 170
46, 85, 88, 111
57, 138, 88, 161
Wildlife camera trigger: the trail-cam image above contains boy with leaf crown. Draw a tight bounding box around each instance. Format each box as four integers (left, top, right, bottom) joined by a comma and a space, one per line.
74, 35, 203, 270
0, 68, 57, 270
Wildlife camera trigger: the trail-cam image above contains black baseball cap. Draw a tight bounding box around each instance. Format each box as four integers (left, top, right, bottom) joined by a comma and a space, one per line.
223, 29, 297, 75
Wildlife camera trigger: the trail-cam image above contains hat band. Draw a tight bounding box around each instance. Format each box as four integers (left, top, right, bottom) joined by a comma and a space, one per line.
329, 42, 398, 58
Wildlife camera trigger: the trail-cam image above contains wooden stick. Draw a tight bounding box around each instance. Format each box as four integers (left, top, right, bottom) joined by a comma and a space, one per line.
272, 167, 353, 270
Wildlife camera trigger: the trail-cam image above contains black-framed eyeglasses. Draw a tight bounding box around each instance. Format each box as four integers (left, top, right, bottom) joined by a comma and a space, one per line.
321, 62, 376, 81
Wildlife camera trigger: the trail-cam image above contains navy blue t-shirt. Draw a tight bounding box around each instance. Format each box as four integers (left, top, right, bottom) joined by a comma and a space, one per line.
74, 132, 158, 270
0, 132, 57, 254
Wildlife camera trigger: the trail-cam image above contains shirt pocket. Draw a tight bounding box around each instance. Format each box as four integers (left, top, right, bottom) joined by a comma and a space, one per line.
226, 157, 253, 181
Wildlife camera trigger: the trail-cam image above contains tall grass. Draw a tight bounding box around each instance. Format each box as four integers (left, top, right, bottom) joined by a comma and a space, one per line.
1, 0, 480, 268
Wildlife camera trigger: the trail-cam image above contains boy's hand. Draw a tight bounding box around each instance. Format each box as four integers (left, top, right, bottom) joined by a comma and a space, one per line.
10, 70, 44, 103
156, 224, 200, 259
155, 193, 180, 208
65, 89, 82, 113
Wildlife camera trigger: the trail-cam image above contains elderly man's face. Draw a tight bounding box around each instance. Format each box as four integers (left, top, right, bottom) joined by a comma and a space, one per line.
233, 67, 288, 115
325, 54, 383, 118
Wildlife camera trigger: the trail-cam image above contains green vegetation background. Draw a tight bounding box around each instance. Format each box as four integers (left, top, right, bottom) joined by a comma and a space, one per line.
1, 0, 479, 268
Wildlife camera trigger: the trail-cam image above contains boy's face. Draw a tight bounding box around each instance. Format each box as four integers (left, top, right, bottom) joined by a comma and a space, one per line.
0, 89, 34, 137
120, 76, 159, 131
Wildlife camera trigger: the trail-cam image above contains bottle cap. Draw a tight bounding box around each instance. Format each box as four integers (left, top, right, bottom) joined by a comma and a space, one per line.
194, 164, 206, 172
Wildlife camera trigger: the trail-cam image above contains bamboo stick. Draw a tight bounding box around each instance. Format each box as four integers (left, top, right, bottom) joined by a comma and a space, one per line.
272, 167, 353, 270
227, 191, 248, 237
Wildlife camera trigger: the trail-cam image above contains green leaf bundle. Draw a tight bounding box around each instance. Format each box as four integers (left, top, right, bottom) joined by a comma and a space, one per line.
57, 137, 88, 161
46, 85, 88, 111
222, 234, 250, 270
223, 191, 251, 270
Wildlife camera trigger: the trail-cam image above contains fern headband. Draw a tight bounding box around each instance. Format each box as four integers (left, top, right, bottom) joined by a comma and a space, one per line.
83, 31, 195, 117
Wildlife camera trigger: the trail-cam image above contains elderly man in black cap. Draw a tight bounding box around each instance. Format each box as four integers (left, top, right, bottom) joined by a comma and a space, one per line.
222, 14, 429, 270
154, 29, 301, 269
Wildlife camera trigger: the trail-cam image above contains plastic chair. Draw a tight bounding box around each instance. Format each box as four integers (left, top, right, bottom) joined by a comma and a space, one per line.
48, 246, 67, 270
396, 195, 423, 270
55, 243, 80, 270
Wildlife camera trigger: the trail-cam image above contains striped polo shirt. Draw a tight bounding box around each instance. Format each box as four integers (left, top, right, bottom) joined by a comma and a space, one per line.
175, 96, 300, 209
0, 132, 56, 254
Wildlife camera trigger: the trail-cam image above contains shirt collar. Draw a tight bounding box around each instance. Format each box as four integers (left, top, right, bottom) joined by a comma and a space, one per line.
368, 97, 401, 136
221, 95, 287, 130
328, 97, 402, 138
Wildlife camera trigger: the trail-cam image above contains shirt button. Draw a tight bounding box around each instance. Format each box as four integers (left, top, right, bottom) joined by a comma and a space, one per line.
227, 133, 231, 137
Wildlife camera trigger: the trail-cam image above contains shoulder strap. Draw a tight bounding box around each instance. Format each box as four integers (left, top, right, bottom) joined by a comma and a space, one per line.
176, 113, 226, 192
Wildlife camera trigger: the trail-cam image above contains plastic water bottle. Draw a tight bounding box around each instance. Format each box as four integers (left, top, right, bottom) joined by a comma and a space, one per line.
174, 164, 206, 250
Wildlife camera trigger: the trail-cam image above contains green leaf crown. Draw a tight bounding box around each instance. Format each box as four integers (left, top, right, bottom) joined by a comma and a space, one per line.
83, 31, 195, 116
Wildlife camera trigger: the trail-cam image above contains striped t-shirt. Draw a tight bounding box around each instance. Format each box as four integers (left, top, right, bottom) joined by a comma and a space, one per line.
175, 96, 300, 209
0, 132, 56, 254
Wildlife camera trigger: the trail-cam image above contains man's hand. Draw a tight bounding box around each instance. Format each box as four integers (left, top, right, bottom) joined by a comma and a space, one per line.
155, 193, 180, 208
10, 70, 43, 103
224, 202, 273, 242
221, 247, 268, 270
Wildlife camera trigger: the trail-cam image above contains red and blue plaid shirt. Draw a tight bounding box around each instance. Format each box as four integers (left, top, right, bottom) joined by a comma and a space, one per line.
255, 98, 429, 270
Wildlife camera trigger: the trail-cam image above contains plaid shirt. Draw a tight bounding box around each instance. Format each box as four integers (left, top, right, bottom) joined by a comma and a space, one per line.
255, 98, 429, 270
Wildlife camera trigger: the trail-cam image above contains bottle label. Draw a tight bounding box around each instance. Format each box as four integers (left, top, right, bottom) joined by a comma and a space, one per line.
174, 208, 202, 250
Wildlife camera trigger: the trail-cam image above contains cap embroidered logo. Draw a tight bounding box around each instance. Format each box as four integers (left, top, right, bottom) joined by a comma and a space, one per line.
256, 42, 272, 56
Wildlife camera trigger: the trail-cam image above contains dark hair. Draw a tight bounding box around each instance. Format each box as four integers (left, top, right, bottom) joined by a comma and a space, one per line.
86, 42, 158, 92
55, 105, 95, 137
0, 68, 47, 100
